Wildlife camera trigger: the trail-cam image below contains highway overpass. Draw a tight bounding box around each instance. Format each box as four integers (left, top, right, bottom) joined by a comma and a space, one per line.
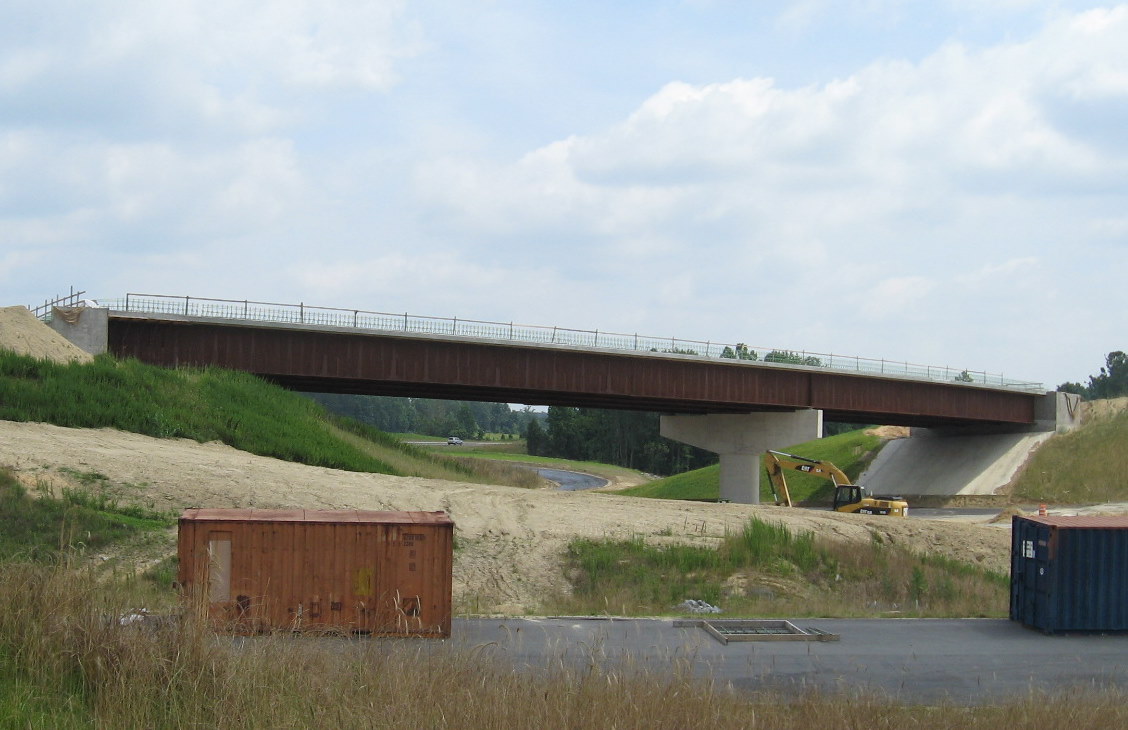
47, 294, 1072, 503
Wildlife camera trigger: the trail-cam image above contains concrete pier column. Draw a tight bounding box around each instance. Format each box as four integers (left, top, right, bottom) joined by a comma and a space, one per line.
660, 410, 823, 504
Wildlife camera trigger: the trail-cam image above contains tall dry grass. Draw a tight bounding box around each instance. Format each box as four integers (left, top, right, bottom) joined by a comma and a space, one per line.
2, 560, 1128, 728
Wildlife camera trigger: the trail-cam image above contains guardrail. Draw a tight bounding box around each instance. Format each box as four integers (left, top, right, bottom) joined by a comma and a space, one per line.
27, 287, 87, 320
97, 293, 1045, 393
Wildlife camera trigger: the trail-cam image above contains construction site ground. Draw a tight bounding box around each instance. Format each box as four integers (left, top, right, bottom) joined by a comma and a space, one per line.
1, 304, 1124, 614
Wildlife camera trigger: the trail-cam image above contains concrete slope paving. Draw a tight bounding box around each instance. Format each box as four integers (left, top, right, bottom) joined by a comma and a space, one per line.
860, 430, 1053, 497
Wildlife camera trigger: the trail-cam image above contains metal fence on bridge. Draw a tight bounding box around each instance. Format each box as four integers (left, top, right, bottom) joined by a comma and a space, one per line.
87, 293, 1044, 394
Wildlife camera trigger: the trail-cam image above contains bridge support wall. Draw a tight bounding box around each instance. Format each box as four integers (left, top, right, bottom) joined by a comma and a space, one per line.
660, 411, 823, 504
859, 391, 1083, 498
48, 306, 108, 356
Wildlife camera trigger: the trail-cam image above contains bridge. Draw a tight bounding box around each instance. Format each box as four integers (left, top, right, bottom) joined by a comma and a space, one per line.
46, 294, 1071, 504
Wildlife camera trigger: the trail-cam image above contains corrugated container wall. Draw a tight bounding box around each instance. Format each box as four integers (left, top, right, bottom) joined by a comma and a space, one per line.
1010, 515, 1128, 634
178, 509, 454, 637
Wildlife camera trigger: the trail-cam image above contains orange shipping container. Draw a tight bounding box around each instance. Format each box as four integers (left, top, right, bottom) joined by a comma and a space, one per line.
177, 508, 454, 637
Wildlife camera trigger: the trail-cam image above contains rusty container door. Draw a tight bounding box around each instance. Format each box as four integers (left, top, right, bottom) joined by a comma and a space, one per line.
371, 514, 454, 637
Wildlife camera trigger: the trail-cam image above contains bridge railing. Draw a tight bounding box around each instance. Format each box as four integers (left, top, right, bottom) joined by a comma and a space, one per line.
102, 293, 1046, 393
27, 287, 87, 321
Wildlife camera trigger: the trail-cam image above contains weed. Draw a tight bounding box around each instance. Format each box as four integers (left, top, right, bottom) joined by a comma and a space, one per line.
0, 466, 170, 560
555, 517, 1008, 618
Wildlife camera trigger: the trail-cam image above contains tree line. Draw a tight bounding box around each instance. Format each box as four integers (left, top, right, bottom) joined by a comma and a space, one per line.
1057, 351, 1128, 400
304, 393, 543, 439
525, 407, 716, 476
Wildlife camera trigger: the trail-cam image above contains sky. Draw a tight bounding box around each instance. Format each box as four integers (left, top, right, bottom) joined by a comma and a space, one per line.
2, 1, 1126, 390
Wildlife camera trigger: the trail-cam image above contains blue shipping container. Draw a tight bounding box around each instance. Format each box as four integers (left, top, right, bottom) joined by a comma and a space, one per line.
1011, 515, 1128, 633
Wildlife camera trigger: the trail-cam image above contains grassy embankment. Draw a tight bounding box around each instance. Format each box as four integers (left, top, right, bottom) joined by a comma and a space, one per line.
1011, 406, 1128, 504
0, 350, 539, 488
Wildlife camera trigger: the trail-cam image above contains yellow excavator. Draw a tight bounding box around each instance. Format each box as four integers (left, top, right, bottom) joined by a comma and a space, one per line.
764, 450, 909, 517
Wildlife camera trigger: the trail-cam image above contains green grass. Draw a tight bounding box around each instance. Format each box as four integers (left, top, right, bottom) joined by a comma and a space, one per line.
616, 428, 884, 504
390, 432, 522, 443
0, 351, 400, 474
0, 350, 540, 488
389, 432, 453, 442
1012, 406, 1128, 503
556, 517, 1008, 618
617, 465, 720, 501
0, 656, 87, 730
0, 466, 172, 561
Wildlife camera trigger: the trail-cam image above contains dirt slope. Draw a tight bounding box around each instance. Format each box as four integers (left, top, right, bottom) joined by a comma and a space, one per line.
0, 420, 1011, 614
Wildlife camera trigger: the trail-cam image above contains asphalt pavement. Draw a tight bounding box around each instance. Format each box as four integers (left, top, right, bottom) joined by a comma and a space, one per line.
443, 617, 1128, 704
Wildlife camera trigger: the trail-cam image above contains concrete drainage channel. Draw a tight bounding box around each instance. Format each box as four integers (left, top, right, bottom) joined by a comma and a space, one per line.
673, 618, 840, 645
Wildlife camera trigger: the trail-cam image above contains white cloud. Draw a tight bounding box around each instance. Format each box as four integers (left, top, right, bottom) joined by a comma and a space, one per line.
417, 7, 1127, 288
0, 1, 419, 140
956, 257, 1040, 288
859, 276, 935, 318
3, 2, 1126, 388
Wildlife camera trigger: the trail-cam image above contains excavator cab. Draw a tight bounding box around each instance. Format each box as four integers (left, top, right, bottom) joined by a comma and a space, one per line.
833, 485, 863, 511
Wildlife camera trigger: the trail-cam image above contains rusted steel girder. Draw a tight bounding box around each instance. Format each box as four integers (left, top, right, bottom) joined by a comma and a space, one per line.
107, 317, 1037, 428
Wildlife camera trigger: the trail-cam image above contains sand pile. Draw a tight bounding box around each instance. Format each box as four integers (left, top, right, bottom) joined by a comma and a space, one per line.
0, 306, 93, 364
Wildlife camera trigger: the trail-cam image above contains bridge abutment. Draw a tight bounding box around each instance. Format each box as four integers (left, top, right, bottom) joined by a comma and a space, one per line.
660, 410, 823, 504
47, 306, 108, 355
858, 391, 1083, 498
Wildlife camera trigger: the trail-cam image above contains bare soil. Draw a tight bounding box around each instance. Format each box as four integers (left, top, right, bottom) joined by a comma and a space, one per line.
0, 420, 1013, 614
0, 308, 1013, 614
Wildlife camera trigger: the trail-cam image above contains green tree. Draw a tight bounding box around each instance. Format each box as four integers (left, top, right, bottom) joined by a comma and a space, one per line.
546, 406, 585, 460
525, 418, 546, 456
451, 403, 476, 439
764, 350, 823, 367
1057, 380, 1088, 397
1089, 351, 1128, 399
535, 407, 716, 475
1056, 351, 1128, 400
721, 343, 758, 361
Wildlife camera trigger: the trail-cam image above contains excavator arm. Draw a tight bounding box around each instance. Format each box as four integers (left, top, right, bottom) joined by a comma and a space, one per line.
765, 450, 852, 507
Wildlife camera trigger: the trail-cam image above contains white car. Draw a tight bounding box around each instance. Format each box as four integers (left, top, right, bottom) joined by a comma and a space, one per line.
447, 436, 464, 445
